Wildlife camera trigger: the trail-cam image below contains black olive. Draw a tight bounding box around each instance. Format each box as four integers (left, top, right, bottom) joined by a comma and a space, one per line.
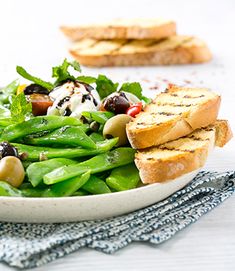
24, 84, 49, 95
103, 93, 130, 114
0, 142, 19, 159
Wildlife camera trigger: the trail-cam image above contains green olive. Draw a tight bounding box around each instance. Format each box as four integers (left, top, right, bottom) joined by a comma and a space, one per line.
103, 114, 132, 146
0, 156, 25, 188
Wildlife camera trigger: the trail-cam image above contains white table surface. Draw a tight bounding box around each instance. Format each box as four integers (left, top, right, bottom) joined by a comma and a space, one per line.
0, 0, 235, 270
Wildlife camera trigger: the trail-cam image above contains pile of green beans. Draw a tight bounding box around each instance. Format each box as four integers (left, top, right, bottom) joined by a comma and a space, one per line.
0, 114, 141, 197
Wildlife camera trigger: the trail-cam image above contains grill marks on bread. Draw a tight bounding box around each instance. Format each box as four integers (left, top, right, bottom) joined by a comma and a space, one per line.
135, 88, 218, 128
70, 36, 192, 56
126, 86, 220, 149
138, 127, 215, 162
134, 120, 232, 184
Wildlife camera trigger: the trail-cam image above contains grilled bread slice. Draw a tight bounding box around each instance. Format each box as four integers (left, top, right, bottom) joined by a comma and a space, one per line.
126, 85, 221, 149
61, 18, 176, 40
69, 36, 212, 67
135, 120, 232, 184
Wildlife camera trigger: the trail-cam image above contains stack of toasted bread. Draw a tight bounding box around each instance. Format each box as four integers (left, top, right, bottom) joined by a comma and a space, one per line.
61, 19, 212, 67
126, 85, 232, 184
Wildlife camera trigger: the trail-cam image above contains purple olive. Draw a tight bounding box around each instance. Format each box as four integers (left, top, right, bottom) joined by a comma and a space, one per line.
0, 142, 19, 159
24, 84, 49, 95
103, 93, 130, 114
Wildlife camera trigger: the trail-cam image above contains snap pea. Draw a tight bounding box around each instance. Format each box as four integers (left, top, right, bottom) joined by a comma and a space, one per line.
44, 171, 91, 197
82, 111, 114, 124
26, 126, 96, 149
89, 132, 105, 142
26, 158, 77, 187
1, 115, 82, 141
0, 181, 22, 197
106, 164, 140, 191
72, 190, 89, 196
13, 138, 118, 161
44, 147, 135, 185
19, 183, 45, 197
82, 175, 111, 194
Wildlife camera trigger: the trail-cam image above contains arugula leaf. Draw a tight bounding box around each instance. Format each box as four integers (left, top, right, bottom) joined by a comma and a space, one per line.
0, 79, 19, 105
95, 74, 119, 99
52, 59, 81, 86
10, 93, 32, 123
77, 75, 97, 84
70, 61, 81, 72
16, 66, 53, 90
119, 82, 142, 100
1, 79, 19, 95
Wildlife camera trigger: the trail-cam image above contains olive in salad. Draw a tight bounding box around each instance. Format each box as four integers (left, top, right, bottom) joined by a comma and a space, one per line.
0, 59, 151, 197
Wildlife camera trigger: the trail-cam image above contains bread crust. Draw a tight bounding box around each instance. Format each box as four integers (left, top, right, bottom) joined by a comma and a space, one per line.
126, 88, 221, 149
61, 20, 176, 40
135, 146, 209, 184
69, 37, 212, 67
214, 120, 233, 147
135, 120, 232, 184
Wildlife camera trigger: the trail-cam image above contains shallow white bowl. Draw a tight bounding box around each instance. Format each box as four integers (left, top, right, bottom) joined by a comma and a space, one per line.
0, 170, 199, 223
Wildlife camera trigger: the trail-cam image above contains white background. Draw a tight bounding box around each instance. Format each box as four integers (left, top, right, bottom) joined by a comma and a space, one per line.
0, 0, 235, 270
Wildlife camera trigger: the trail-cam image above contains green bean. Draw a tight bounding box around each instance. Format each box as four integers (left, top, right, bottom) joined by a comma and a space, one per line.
89, 132, 105, 142
0, 181, 22, 197
44, 171, 90, 197
13, 138, 118, 161
1, 115, 82, 141
82, 175, 111, 194
26, 158, 77, 187
106, 164, 140, 191
82, 111, 114, 124
43, 147, 135, 185
26, 126, 97, 149
72, 190, 89, 196
19, 183, 45, 197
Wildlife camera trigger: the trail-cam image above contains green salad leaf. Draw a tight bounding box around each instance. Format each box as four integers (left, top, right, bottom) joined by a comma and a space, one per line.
77, 75, 97, 84
52, 59, 81, 86
95, 74, 119, 99
120, 82, 152, 104
16, 66, 53, 90
119, 82, 142, 100
16, 59, 151, 103
0, 79, 19, 105
10, 92, 32, 123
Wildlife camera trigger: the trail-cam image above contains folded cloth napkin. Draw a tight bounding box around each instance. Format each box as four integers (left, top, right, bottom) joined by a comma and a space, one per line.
0, 171, 234, 269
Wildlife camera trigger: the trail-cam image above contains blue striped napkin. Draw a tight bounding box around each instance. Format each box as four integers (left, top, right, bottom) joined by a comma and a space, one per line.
0, 171, 234, 269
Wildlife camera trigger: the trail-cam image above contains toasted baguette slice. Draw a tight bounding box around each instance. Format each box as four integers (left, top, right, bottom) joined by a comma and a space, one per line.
135, 120, 233, 184
126, 85, 220, 149
69, 36, 212, 67
61, 19, 176, 40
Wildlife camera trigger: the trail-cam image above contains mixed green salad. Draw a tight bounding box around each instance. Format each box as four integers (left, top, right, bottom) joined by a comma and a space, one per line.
0, 59, 151, 197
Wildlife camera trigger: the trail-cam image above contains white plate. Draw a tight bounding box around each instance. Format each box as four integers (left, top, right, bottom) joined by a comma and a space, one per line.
0, 170, 199, 223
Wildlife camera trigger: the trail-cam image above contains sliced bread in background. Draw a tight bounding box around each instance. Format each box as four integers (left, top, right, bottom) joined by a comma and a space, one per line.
135, 120, 232, 184
69, 36, 212, 67
126, 85, 220, 149
61, 18, 176, 40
